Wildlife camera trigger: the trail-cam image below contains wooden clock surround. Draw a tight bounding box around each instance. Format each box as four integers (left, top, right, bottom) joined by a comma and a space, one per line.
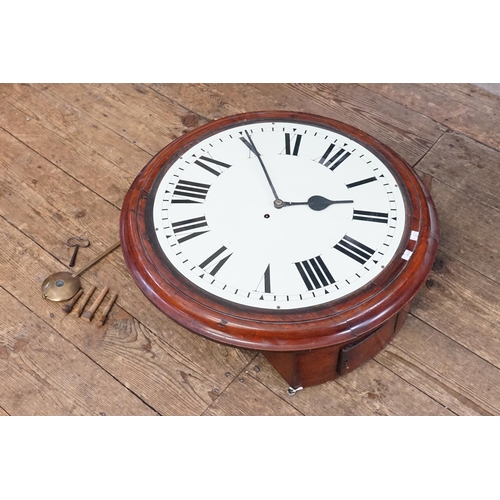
120, 111, 439, 391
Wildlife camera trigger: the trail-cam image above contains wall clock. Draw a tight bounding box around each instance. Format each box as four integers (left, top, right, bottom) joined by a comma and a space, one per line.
120, 111, 439, 393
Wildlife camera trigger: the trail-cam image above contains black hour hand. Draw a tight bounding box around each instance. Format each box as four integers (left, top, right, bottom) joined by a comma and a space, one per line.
282, 195, 354, 211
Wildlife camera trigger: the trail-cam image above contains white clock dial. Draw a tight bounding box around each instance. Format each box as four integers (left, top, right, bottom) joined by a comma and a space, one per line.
152, 120, 406, 310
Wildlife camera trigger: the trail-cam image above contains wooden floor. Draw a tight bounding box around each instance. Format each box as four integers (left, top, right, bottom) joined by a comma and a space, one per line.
1, 83, 499, 416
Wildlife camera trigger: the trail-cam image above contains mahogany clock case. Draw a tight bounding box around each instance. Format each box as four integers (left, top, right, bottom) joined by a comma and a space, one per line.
120, 111, 439, 356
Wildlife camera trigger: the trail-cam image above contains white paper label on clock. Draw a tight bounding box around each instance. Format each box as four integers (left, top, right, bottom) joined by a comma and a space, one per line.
152, 121, 406, 310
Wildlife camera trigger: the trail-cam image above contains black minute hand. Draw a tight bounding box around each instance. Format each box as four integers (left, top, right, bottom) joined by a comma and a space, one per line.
240, 131, 284, 208
281, 195, 354, 211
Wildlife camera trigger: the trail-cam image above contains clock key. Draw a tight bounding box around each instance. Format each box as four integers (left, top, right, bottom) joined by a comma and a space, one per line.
66, 236, 90, 267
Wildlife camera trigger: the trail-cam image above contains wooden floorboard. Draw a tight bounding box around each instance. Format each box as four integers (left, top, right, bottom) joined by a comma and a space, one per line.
362, 83, 500, 152
1, 83, 499, 415
0, 287, 156, 416
246, 354, 452, 416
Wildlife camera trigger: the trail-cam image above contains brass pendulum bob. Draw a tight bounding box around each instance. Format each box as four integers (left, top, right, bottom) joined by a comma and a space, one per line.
41, 241, 120, 302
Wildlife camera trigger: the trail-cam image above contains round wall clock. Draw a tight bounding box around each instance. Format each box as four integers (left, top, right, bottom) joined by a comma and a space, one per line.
120, 111, 439, 392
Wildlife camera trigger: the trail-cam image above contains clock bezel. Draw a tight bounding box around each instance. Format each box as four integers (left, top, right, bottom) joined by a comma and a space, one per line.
120, 111, 439, 351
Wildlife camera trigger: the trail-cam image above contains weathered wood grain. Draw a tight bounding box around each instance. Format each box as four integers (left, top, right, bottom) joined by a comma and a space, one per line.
0, 84, 150, 172
407, 131, 500, 368
0, 126, 121, 263
202, 368, 303, 416
411, 250, 500, 367
0, 129, 254, 409
246, 354, 452, 416
415, 167, 500, 284
363, 83, 500, 152
377, 315, 500, 416
148, 83, 290, 121
0, 287, 156, 416
46, 83, 207, 155
0, 216, 249, 415
1, 82, 499, 416
251, 83, 446, 165
149, 83, 445, 167
0, 84, 150, 207
416, 132, 500, 211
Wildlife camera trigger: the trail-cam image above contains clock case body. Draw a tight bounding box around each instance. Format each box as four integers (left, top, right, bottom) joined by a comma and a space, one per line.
120, 111, 439, 390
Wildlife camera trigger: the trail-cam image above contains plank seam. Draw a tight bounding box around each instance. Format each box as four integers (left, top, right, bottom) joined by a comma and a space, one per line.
0, 125, 124, 214
36, 84, 154, 157
0, 282, 161, 416
376, 343, 496, 416
1, 205, 240, 407
0, 95, 139, 180
144, 84, 210, 124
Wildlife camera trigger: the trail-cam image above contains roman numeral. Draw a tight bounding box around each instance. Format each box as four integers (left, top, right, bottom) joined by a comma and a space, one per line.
172, 216, 209, 243
171, 179, 210, 203
199, 246, 233, 276
194, 155, 231, 176
334, 235, 375, 264
346, 177, 377, 189
284, 133, 302, 155
318, 143, 351, 170
262, 264, 271, 293
295, 256, 335, 291
352, 210, 389, 224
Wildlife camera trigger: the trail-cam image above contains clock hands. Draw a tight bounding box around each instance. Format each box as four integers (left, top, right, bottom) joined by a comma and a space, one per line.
239, 132, 353, 212
279, 195, 354, 211
240, 131, 286, 209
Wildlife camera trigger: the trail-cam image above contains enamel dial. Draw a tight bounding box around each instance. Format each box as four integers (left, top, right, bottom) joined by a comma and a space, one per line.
150, 119, 407, 310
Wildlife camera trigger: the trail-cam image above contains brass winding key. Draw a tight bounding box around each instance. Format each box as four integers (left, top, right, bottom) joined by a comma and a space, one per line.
66, 237, 90, 267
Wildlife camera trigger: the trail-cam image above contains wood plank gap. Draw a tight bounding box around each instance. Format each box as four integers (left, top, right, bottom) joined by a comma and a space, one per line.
419, 84, 500, 121
375, 344, 495, 416
377, 309, 500, 415
143, 83, 209, 124
359, 84, 500, 154
1, 215, 236, 414
410, 307, 500, 367
0, 282, 161, 416
201, 360, 305, 416
0, 212, 213, 387
359, 83, 453, 134
0, 212, 71, 272
359, 83, 453, 133
373, 357, 459, 415
409, 129, 448, 168
422, 221, 500, 288
44, 85, 154, 157
237, 353, 311, 410
0, 138, 252, 398
450, 132, 500, 156
412, 246, 500, 331
0, 94, 140, 181
0, 125, 124, 213
197, 351, 262, 415
414, 136, 500, 215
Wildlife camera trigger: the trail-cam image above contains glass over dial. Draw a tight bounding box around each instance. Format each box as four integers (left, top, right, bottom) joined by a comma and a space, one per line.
151, 120, 406, 310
